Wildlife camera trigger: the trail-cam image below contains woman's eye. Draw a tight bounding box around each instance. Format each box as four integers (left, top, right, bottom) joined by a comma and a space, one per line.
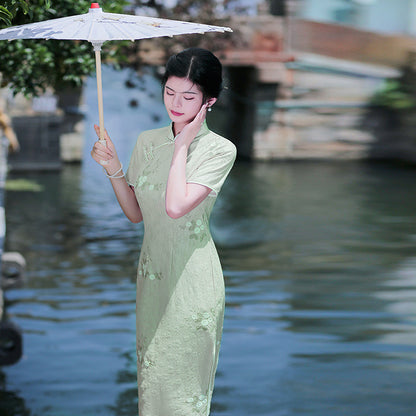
166, 91, 174, 96
184, 97, 194, 101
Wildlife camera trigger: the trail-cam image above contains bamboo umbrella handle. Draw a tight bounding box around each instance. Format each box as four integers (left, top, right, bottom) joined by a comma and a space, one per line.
93, 42, 108, 165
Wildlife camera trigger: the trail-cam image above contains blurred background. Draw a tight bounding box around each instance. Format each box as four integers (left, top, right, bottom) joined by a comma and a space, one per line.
1, 1, 416, 415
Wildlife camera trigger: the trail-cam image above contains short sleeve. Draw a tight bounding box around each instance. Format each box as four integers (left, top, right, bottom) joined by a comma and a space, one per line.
187, 139, 236, 196
125, 134, 142, 187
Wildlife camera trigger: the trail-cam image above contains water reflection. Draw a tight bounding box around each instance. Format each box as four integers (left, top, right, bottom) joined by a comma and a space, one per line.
1, 67, 416, 416
214, 161, 416, 416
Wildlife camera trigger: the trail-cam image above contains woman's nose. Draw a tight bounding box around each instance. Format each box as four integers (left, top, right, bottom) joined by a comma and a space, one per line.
172, 94, 182, 107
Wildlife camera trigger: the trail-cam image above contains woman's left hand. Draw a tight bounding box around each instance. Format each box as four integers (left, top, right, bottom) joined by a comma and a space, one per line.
166, 102, 212, 218
174, 103, 209, 148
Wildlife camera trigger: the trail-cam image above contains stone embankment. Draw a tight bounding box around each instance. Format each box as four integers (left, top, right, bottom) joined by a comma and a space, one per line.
212, 14, 408, 161
0, 87, 84, 171
252, 54, 400, 161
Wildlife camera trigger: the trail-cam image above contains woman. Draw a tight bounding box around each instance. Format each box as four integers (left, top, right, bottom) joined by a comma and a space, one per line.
91, 48, 236, 415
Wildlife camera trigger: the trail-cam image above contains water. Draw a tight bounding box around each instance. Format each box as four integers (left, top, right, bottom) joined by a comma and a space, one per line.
2, 67, 416, 416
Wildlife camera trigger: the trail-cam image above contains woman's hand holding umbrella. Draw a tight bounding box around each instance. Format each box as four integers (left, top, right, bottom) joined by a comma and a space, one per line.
91, 124, 143, 223
91, 124, 121, 175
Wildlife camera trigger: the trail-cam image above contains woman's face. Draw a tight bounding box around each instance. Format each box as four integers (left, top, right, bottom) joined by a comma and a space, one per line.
164, 76, 205, 127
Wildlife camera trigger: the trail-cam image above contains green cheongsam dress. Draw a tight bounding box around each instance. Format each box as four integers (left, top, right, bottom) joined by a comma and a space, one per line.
125, 122, 236, 416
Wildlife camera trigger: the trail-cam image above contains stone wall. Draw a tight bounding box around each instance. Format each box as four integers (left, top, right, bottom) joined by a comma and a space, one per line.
0, 87, 84, 170
292, 19, 416, 67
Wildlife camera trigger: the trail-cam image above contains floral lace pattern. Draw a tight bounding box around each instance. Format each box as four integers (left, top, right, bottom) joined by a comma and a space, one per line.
144, 140, 172, 161
143, 143, 155, 161
137, 174, 163, 192
186, 392, 209, 414
191, 309, 216, 331
137, 339, 154, 369
180, 219, 208, 242
138, 252, 163, 281
136, 167, 163, 192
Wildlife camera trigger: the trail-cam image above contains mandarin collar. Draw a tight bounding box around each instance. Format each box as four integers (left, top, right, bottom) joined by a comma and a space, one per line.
166, 121, 210, 143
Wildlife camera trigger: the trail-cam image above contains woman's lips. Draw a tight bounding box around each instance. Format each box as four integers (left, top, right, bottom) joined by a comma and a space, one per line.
171, 110, 184, 117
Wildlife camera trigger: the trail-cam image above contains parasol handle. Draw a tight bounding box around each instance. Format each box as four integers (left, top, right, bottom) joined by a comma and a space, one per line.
92, 41, 108, 165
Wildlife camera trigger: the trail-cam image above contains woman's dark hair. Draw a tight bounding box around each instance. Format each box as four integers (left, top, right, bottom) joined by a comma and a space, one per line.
161, 48, 223, 100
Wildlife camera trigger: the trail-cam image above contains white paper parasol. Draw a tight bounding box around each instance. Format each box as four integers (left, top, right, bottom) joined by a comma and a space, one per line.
0, 2, 232, 144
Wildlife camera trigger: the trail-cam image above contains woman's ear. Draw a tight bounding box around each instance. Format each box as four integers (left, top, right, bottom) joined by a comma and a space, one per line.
206, 97, 217, 108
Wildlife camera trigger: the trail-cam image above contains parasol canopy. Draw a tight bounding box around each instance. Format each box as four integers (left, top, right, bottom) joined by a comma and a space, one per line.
0, 3, 232, 144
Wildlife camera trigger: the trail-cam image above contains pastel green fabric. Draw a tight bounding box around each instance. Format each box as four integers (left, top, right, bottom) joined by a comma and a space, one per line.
126, 122, 236, 416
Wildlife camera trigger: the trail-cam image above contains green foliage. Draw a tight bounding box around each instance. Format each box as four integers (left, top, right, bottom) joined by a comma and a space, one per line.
0, 6, 14, 27
0, 1, 30, 26
371, 79, 416, 111
0, 0, 128, 96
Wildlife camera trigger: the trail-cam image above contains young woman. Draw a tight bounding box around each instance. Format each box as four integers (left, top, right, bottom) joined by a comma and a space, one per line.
91, 48, 236, 415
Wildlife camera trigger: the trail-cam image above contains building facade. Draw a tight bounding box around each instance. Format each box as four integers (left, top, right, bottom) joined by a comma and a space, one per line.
296, 0, 416, 35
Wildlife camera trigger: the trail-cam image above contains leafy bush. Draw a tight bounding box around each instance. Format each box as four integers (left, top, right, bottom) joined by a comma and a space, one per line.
0, 0, 128, 96
371, 79, 416, 111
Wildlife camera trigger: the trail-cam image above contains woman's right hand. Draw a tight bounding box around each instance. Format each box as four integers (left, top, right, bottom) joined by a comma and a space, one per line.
90, 124, 121, 175
90, 124, 143, 223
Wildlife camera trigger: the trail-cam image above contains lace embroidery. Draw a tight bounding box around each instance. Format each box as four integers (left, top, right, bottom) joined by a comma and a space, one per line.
186, 393, 209, 414
181, 219, 208, 242
191, 309, 215, 331
143, 143, 154, 161
191, 298, 224, 331
144, 141, 171, 161
136, 171, 163, 192
137, 175, 148, 187
137, 340, 154, 369
134, 152, 163, 191
138, 253, 163, 281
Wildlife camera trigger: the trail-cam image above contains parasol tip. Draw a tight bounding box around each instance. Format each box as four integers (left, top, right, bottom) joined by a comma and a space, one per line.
90, 3, 100, 8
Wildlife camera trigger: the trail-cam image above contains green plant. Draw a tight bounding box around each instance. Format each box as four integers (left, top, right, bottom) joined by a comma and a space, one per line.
0, 0, 128, 96
371, 79, 416, 111
0, 1, 33, 26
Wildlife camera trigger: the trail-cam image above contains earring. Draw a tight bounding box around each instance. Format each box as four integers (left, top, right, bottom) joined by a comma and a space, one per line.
207, 107, 212, 112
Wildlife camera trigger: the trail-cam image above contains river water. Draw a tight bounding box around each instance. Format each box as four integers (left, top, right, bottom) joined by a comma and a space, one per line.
1, 67, 416, 416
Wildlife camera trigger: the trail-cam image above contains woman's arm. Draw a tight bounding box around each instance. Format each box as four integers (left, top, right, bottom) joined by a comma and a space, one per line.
91, 125, 143, 223
165, 104, 212, 219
